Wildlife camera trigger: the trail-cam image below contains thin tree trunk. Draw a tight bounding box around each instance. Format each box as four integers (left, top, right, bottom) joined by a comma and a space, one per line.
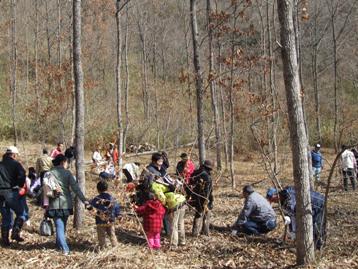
277, 0, 315, 264
73, 0, 85, 229
331, 3, 338, 152
207, 0, 222, 170
190, 0, 205, 164
312, 0, 321, 142
116, 0, 124, 180
229, 2, 238, 189
123, 4, 130, 152
136, 12, 149, 119
57, 0, 65, 143
34, 0, 40, 133
218, 43, 229, 169
267, 0, 278, 175
10, 0, 18, 146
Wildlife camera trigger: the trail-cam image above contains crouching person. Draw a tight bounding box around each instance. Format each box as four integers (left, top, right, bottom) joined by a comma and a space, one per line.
232, 185, 276, 236
90, 180, 120, 249
266, 186, 326, 249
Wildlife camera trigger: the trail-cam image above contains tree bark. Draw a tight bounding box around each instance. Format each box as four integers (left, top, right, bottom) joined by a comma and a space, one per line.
277, 0, 315, 265
207, 0, 222, 170
123, 4, 130, 152
116, 0, 124, 180
229, 2, 238, 189
190, 0, 205, 164
10, 0, 18, 146
73, 0, 85, 229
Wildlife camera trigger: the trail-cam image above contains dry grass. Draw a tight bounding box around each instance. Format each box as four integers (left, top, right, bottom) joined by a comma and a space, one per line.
0, 142, 356, 268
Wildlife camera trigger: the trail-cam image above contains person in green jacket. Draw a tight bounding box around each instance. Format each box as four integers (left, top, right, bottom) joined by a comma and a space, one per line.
43, 154, 90, 255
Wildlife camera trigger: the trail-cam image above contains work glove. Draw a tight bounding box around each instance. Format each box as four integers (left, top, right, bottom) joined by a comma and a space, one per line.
84, 201, 93, 210
231, 230, 238, 236
284, 216, 291, 225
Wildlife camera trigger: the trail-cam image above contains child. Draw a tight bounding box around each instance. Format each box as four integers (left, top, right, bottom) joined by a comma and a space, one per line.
90, 180, 120, 248
135, 192, 166, 249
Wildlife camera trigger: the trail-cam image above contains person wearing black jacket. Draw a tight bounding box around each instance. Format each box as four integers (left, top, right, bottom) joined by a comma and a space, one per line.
190, 160, 214, 237
0, 146, 26, 246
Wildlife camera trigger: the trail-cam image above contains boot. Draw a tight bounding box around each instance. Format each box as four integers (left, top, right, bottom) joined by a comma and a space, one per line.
11, 218, 24, 242
1, 228, 10, 246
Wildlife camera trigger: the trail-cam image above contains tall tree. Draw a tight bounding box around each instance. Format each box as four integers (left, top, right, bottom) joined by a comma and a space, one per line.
115, 0, 125, 180
73, 0, 85, 229
277, 0, 315, 265
10, 0, 18, 146
207, 0, 222, 170
190, 0, 205, 164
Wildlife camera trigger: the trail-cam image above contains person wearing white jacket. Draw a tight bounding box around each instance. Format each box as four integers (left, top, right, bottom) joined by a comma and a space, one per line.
341, 145, 357, 191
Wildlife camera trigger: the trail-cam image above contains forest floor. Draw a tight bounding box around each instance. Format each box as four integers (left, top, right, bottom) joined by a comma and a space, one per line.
0, 142, 357, 269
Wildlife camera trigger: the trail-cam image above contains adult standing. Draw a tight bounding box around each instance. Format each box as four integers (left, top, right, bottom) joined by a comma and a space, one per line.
43, 154, 89, 255
232, 185, 276, 236
190, 160, 214, 237
311, 144, 323, 183
0, 146, 26, 245
36, 148, 53, 183
176, 153, 196, 184
341, 145, 357, 191
50, 142, 64, 159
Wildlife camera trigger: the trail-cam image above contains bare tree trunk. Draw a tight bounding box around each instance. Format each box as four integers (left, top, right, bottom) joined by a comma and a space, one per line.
136, 11, 149, 120
10, 0, 18, 146
116, 0, 124, 180
34, 0, 40, 137
73, 0, 85, 229
123, 4, 130, 152
218, 43, 229, 169
229, 2, 238, 189
267, 0, 278, 175
57, 0, 65, 143
277, 0, 315, 265
207, 0, 222, 170
331, 2, 338, 152
190, 0, 205, 164
312, 0, 321, 142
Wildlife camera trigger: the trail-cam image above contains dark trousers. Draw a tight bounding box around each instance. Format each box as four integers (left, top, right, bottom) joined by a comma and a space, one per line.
192, 210, 211, 236
123, 169, 134, 183
238, 219, 276, 235
343, 168, 356, 191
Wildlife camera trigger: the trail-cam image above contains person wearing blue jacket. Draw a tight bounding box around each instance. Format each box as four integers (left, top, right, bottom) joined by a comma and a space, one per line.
90, 180, 120, 248
267, 186, 326, 249
311, 144, 323, 183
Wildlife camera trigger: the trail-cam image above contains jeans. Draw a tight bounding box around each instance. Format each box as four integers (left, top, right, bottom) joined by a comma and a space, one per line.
54, 216, 70, 253
239, 219, 277, 235
312, 167, 321, 182
0, 190, 26, 230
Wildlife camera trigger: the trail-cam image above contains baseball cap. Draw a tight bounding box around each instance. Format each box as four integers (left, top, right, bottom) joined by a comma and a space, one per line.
266, 187, 278, 198
315, 144, 321, 148
6, 146, 19, 154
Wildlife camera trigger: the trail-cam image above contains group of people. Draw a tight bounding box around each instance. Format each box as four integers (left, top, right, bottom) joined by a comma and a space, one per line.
311, 143, 358, 191
127, 152, 214, 249
0, 143, 335, 255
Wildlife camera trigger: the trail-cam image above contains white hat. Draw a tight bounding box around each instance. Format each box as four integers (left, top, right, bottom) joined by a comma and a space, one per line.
315, 144, 321, 148
6, 146, 19, 154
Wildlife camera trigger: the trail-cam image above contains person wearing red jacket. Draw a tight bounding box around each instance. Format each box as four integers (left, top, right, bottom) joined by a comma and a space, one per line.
135, 193, 166, 249
176, 153, 195, 184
